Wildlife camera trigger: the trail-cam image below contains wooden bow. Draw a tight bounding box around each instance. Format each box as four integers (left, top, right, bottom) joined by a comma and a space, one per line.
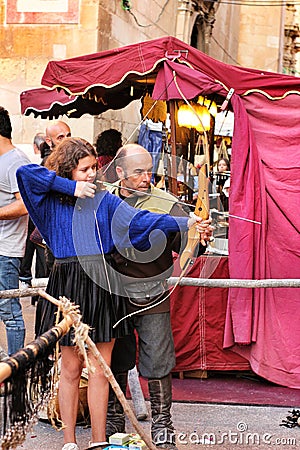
179, 136, 210, 270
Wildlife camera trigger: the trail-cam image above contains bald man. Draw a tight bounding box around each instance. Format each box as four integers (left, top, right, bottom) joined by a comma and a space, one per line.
107, 144, 212, 449
45, 120, 71, 151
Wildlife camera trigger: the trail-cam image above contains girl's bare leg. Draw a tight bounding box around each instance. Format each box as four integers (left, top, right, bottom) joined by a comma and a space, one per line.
88, 340, 115, 444
59, 346, 83, 445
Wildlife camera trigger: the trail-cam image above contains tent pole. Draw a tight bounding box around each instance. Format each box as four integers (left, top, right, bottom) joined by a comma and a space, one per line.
169, 100, 178, 195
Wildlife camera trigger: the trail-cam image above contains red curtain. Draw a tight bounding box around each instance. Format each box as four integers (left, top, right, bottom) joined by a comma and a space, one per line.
154, 60, 300, 388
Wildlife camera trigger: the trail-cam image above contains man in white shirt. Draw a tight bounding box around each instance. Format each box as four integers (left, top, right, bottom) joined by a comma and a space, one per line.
0, 106, 30, 355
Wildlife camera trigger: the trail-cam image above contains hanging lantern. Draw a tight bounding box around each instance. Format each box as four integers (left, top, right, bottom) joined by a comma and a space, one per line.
197, 96, 218, 118
178, 104, 197, 128
195, 105, 211, 132
177, 103, 211, 132
204, 99, 218, 117
197, 95, 205, 106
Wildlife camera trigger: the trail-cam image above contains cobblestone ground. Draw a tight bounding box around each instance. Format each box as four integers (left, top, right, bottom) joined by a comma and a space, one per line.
1, 402, 299, 450
1, 298, 300, 449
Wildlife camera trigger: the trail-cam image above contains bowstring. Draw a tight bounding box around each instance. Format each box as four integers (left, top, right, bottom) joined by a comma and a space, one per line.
93, 210, 113, 295
100, 180, 261, 225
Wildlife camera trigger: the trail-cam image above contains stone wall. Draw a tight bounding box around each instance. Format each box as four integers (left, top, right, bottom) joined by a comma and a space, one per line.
0, 0, 297, 150
210, 2, 241, 65
0, 0, 177, 148
238, 4, 282, 72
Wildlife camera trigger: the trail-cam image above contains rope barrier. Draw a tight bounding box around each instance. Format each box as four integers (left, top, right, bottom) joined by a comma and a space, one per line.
168, 277, 300, 288
1, 277, 300, 300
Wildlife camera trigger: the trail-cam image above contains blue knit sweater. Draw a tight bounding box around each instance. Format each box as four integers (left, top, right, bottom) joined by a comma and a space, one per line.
16, 164, 188, 259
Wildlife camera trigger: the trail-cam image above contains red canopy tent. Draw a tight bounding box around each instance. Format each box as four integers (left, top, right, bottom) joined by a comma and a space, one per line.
20, 85, 143, 119
24, 36, 300, 388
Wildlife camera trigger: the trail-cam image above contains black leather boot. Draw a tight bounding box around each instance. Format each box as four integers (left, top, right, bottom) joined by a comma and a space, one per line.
106, 372, 127, 439
148, 374, 177, 449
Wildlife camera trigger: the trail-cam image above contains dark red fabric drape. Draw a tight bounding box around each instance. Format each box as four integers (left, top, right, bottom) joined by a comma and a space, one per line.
153, 60, 300, 388
171, 256, 250, 372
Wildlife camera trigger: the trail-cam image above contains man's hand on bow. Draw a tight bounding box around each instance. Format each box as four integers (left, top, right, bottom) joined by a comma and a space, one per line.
187, 212, 214, 244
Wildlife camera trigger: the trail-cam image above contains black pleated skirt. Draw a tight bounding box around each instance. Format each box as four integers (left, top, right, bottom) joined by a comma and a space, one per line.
36, 255, 131, 346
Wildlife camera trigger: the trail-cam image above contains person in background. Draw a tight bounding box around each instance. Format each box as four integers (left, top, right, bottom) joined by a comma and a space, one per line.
40, 140, 51, 165
217, 157, 230, 174
17, 137, 205, 450
19, 133, 49, 294
45, 120, 71, 154
107, 144, 213, 449
33, 132, 46, 156
95, 128, 122, 183
215, 157, 230, 211
28, 131, 45, 163
39, 120, 70, 167
223, 177, 230, 199
0, 106, 29, 356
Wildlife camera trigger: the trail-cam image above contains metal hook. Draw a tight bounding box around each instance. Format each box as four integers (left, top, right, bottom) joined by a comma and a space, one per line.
165, 49, 189, 61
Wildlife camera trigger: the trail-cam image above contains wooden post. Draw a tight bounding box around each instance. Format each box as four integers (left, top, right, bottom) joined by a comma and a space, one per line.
169, 100, 178, 195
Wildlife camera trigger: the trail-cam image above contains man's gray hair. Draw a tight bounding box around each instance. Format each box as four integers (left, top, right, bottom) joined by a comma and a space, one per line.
33, 132, 46, 151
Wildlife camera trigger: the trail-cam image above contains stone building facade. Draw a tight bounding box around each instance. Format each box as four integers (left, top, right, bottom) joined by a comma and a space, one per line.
0, 0, 298, 148
282, 3, 300, 75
